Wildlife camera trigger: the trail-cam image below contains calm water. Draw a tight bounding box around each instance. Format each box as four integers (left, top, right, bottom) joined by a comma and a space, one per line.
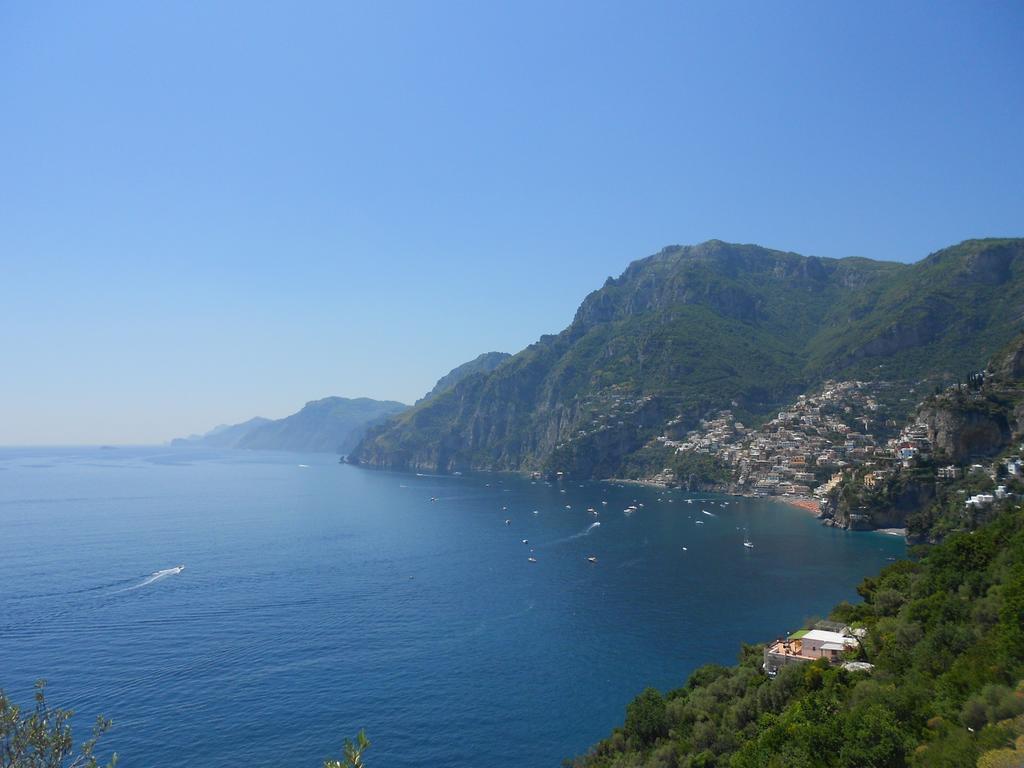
0, 447, 904, 767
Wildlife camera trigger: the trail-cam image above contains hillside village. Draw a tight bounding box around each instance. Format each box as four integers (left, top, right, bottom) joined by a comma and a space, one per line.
647, 379, 901, 498
637, 368, 1024, 537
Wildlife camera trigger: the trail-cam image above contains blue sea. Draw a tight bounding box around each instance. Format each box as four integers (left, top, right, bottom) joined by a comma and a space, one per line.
0, 447, 904, 767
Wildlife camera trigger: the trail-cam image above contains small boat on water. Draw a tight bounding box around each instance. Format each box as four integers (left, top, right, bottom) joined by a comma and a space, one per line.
696, 520, 705, 525
505, 519, 511, 526
528, 557, 538, 563
743, 540, 754, 549
522, 539, 529, 544
586, 556, 598, 563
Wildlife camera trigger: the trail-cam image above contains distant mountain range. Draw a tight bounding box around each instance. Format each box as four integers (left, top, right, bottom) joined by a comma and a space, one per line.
348, 238, 1024, 476
172, 353, 512, 454
172, 397, 407, 454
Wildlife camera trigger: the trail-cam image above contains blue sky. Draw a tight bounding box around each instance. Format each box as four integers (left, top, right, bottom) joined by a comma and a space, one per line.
1, 1, 1021, 444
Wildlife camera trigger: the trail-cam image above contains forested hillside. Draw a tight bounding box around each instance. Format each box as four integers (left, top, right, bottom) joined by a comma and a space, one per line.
351, 239, 1024, 478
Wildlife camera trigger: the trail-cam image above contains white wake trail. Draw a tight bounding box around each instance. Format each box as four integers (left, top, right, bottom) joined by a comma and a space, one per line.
120, 565, 184, 591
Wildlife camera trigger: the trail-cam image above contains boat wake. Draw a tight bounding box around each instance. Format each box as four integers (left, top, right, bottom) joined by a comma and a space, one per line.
118, 565, 185, 592
572, 521, 602, 539
548, 521, 603, 546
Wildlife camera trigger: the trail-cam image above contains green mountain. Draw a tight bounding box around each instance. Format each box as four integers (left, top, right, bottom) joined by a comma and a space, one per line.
416, 351, 511, 404
350, 238, 1024, 476
174, 397, 408, 454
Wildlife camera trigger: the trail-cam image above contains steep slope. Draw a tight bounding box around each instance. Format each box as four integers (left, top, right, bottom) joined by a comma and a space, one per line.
416, 351, 511, 404
570, 502, 1024, 768
808, 238, 1024, 378
350, 239, 1024, 476
237, 397, 408, 454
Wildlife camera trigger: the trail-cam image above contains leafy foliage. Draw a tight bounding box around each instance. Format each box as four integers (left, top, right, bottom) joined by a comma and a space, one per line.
324, 730, 371, 768
569, 503, 1024, 767
0, 681, 116, 768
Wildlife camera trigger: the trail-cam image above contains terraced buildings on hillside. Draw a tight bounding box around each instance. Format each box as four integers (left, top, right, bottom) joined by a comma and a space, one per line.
656, 380, 901, 499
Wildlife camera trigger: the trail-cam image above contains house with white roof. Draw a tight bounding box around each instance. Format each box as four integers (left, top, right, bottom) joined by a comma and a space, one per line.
763, 627, 860, 675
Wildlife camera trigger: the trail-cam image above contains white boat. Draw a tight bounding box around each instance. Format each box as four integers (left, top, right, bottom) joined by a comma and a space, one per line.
528, 556, 538, 563
744, 540, 754, 549
522, 539, 529, 544
696, 520, 705, 525
505, 519, 511, 525
586, 556, 598, 563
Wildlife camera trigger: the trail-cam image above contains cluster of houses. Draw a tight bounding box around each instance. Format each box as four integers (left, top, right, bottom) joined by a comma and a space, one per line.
892, 421, 933, 466
865, 415, 1022, 514
654, 380, 894, 499
640, 375, 1024, 524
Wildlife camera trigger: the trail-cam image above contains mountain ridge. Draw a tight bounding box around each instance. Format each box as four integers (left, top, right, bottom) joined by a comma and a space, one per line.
349, 237, 1024, 477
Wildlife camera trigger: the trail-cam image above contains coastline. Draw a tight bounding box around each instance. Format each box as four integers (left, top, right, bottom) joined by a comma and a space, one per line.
602, 477, 670, 489
778, 496, 822, 515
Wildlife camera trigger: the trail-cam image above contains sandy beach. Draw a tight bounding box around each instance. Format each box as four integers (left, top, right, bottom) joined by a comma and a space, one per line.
780, 496, 822, 515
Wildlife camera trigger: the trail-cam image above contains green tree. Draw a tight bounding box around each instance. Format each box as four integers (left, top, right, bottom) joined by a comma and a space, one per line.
623, 687, 668, 747
324, 730, 370, 768
0, 680, 116, 768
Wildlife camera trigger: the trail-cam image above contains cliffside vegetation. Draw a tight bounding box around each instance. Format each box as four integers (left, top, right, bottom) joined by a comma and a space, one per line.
569, 502, 1024, 768
572, 337, 1024, 767
0, 682, 371, 768
350, 238, 1024, 478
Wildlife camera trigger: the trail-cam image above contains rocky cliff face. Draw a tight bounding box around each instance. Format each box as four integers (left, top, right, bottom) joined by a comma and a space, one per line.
919, 401, 1012, 463
823, 479, 937, 531
350, 238, 1024, 478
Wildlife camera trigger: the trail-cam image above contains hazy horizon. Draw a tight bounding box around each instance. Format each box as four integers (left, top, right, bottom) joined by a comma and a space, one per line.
3, 1, 1022, 444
